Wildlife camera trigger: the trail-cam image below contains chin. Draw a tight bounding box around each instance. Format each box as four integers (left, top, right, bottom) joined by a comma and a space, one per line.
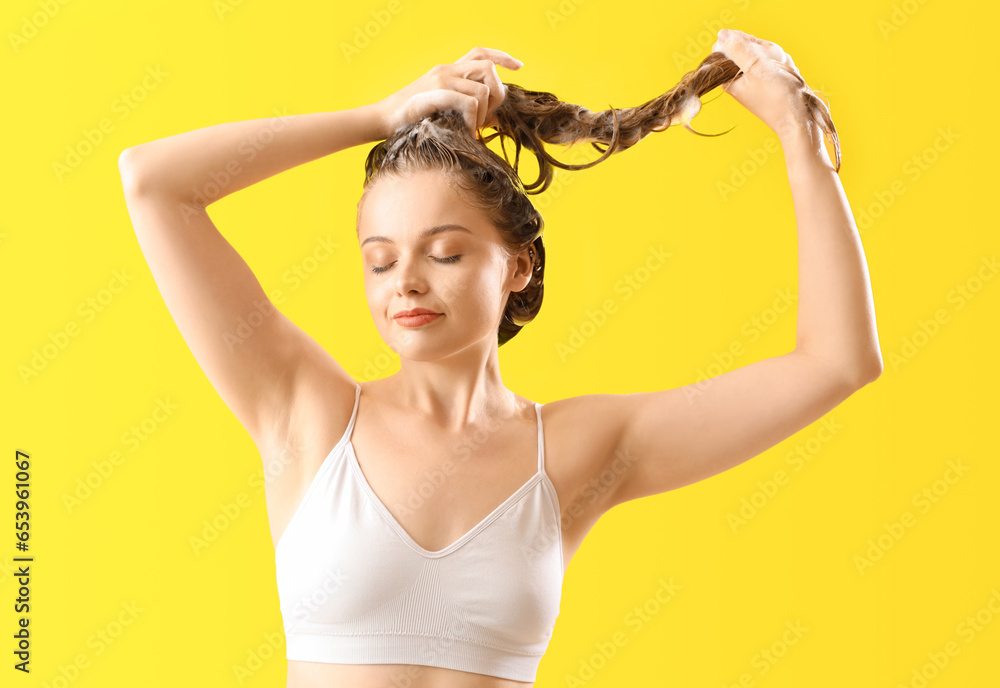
385, 331, 445, 360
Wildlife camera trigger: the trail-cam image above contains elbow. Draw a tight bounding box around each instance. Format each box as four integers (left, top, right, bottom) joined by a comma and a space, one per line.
118, 146, 147, 196
848, 355, 884, 388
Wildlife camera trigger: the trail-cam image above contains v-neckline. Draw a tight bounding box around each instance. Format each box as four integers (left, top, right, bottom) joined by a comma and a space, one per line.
346, 421, 543, 559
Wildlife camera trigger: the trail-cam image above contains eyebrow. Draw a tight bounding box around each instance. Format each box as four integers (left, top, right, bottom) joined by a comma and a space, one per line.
360, 224, 473, 248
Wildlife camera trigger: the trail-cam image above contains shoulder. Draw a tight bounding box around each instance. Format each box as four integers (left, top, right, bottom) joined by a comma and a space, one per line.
539, 391, 629, 445
535, 393, 633, 496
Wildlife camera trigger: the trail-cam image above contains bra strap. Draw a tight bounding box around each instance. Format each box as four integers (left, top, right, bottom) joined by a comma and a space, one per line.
345, 383, 362, 441
535, 402, 545, 473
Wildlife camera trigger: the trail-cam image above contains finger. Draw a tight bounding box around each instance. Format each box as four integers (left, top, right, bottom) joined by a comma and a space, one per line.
443, 74, 492, 130
730, 28, 774, 52
455, 59, 506, 128
412, 89, 480, 134
455, 46, 523, 71
742, 34, 799, 77
735, 30, 791, 66
455, 92, 480, 134
712, 29, 761, 73
780, 51, 799, 75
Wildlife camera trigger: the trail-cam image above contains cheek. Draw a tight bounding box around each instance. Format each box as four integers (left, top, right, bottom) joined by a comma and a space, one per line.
362, 282, 386, 319
458, 269, 506, 317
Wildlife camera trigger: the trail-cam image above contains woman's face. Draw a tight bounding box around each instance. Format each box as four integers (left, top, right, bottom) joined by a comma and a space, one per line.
356, 168, 531, 360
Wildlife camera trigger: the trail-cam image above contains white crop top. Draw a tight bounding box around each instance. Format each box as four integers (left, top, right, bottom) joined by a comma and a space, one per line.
274, 383, 565, 682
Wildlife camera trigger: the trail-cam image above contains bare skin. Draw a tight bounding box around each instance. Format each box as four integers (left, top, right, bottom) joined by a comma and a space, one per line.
118, 36, 881, 688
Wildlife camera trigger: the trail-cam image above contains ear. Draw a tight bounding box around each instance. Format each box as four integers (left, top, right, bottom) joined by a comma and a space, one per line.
507, 245, 534, 293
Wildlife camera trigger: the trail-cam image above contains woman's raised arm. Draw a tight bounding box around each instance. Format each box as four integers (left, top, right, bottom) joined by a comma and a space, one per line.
117, 104, 386, 453
119, 104, 386, 204
544, 31, 883, 513
710, 29, 881, 373
115, 46, 522, 459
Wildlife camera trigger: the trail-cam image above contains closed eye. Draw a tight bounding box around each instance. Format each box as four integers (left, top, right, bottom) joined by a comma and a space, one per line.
370, 255, 463, 275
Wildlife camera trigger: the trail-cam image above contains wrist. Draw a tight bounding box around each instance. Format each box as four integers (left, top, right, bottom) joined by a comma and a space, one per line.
359, 102, 391, 141
777, 118, 835, 170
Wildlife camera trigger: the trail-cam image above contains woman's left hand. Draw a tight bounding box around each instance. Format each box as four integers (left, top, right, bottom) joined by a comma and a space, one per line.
711, 29, 812, 138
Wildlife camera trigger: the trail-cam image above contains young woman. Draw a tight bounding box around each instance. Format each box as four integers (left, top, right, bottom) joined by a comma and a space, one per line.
118, 29, 881, 688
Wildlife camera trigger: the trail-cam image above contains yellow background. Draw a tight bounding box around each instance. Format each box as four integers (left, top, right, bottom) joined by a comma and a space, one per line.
3, 0, 998, 686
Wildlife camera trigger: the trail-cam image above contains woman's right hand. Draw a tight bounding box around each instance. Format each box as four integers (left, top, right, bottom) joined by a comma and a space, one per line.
370, 46, 524, 140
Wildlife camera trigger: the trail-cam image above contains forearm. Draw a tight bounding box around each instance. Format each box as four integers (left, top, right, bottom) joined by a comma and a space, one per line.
120, 104, 386, 205
779, 122, 882, 382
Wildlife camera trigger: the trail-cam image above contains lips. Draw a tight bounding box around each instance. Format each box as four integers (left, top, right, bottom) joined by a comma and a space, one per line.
393, 308, 440, 319
394, 312, 442, 328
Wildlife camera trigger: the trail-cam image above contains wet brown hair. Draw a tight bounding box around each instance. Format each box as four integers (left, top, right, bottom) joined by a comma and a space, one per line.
358, 50, 840, 347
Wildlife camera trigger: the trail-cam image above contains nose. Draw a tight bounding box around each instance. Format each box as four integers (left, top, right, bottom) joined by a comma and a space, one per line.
393, 255, 428, 295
